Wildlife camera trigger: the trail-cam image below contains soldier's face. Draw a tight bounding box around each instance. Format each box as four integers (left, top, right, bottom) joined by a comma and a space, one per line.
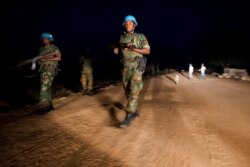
42, 38, 50, 45
124, 21, 135, 33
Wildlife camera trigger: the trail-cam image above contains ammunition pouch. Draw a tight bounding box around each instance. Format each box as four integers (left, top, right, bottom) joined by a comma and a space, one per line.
136, 57, 147, 73
41, 63, 60, 76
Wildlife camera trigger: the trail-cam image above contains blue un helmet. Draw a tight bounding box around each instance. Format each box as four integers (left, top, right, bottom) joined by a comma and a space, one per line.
122, 15, 138, 27
41, 32, 54, 41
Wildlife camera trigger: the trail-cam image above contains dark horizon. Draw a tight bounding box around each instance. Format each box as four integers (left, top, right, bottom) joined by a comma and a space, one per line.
1, 0, 250, 106
3, 1, 250, 66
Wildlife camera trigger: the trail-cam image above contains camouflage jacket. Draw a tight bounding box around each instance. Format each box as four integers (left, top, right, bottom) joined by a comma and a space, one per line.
119, 32, 150, 61
39, 44, 61, 65
80, 56, 92, 69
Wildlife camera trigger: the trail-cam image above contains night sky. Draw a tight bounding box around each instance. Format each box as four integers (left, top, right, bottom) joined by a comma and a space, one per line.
1, 0, 250, 103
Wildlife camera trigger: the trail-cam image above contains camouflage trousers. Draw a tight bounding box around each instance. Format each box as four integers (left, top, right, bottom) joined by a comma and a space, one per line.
122, 63, 143, 113
39, 64, 57, 103
39, 71, 55, 103
80, 67, 93, 91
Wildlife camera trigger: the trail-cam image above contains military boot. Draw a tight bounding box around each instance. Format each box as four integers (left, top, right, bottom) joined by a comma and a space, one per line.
133, 110, 140, 118
119, 111, 136, 128
82, 89, 87, 95
35, 101, 54, 115
87, 90, 94, 96
46, 103, 54, 111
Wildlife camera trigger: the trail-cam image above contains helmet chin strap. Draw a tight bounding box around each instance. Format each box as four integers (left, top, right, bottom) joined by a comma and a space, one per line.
124, 27, 135, 34
125, 30, 134, 34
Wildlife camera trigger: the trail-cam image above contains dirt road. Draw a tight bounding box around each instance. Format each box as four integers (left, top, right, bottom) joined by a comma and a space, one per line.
0, 73, 250, 167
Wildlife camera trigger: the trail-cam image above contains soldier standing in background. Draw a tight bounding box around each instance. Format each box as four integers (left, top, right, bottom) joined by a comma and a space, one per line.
189, 63, 194, 79
199, 63, 207, 79
80, 48, 94, 96
114, 15, 150, 128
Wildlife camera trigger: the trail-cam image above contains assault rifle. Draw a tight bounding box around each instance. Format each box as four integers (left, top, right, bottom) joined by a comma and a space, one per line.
119, 43, 136, 50
8, 51, 56, 71
120, 44, 147, 73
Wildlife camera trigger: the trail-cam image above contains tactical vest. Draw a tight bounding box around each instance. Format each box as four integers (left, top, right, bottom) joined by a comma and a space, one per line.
39, 45, 60, 75
119, 32, 150, 60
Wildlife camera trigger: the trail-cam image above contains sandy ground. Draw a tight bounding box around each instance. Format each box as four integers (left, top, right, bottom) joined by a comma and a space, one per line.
0, 72, 250, 167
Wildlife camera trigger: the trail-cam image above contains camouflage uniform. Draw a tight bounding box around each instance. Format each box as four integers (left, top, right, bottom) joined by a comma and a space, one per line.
80, 56, 93, 93
120, 32, 150, 113
39, 45, 60, 104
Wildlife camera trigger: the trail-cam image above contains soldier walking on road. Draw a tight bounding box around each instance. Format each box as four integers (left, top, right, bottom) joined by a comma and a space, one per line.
36, 32, 61, 113
114, 15, 150, 128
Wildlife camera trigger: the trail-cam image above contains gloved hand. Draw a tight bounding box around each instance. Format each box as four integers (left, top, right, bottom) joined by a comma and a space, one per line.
31, 61, 36, 70
128, 44, 136, 51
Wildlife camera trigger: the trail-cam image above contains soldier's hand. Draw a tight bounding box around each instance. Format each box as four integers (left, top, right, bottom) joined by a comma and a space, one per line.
128, 44, 136, 51
21, 59, 29, 65
39, 58, 45, 62
114, 47, 119, 54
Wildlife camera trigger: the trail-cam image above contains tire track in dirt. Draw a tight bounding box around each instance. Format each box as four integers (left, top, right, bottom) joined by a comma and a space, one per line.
54, 79, 154, 166
0, 117, 81, 166
0, 85, 126, 166
43, 86, 133, 165
157, 75, 244, 167
178, 78, 249, 167
1, 75, 250, 166
180, 106, 240, 167
159, 76, 210, 167
128, 76, 195, 167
